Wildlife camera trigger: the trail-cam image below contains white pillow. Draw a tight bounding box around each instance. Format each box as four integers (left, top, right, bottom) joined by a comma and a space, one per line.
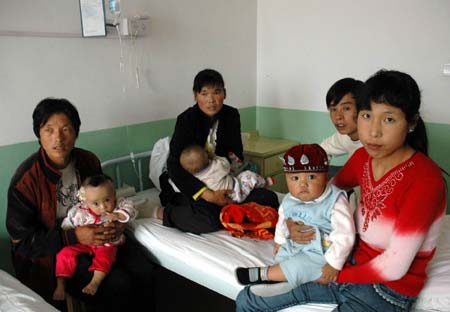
125, 188, 161, 219
149, 136, 170, 191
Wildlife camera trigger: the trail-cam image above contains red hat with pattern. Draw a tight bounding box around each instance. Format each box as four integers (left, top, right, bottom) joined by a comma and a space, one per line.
282, 144, 329, 173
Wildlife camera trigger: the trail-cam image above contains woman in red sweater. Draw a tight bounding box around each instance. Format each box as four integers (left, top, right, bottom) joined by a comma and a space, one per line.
236, 70, 447, 312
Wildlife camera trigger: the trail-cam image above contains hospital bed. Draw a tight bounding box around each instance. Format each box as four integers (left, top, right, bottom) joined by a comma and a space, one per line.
0, 269, 59, 312
103, 150, 450, 312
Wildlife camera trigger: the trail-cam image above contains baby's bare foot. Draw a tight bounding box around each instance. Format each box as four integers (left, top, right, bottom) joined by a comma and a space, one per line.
157, 206, 164, 219
153, 206, 164, 219
82, 282, 99, 296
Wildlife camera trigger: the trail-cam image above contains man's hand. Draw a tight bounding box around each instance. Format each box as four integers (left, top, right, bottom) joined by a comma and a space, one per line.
111, 221, 126, 238
201, 189, 233, 206
286, 218, 315, 244
75, 222, 125, 246
315, 263, 339, 284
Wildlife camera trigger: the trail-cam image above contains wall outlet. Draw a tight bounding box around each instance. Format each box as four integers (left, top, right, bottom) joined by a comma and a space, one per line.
106, 15, 149, 37
443, 64, 450, 76
121, 17, 147, 36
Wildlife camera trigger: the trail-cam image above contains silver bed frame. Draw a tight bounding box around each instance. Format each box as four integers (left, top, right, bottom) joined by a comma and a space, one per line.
101, 150, 152, 192
100, 149, 236, 311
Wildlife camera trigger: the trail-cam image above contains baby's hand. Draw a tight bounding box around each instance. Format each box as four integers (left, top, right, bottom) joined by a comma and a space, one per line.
228, 152, 243, 175
273, 243, 281, 255
317, 263, 339, 284
225, 190, 237, 203
104, 212, 119, 223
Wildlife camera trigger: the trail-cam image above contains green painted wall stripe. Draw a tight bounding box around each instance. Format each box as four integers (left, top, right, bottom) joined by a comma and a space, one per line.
0, 107, 256, 272
255, 106, 450, 169
256, 106, 450, 206
0, 106, 448, 273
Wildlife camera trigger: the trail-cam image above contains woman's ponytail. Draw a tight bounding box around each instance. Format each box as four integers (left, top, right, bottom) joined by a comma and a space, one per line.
408, 116, 428, 156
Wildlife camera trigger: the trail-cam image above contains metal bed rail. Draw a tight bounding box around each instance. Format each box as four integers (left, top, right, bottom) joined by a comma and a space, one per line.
101, 150, 152, 192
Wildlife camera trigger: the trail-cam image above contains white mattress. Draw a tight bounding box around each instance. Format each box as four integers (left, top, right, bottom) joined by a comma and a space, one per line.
128, 189, 450, 312
0, 269, 59, 312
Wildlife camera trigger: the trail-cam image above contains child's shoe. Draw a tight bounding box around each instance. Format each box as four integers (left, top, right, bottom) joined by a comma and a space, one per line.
236, 267, 268, 285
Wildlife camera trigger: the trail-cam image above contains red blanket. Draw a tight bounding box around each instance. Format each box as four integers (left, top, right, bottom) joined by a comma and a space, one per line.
220, 202, 278, 240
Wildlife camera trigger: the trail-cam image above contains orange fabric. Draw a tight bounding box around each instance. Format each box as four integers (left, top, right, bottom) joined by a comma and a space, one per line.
220, 202, 278, 240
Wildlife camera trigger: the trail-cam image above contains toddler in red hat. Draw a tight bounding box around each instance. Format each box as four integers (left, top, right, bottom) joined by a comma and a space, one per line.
236, 144, 355, 287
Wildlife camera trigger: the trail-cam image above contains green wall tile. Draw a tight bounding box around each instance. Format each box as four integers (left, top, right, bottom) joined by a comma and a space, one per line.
0, 108, 256, 273
256, 106, 450, 182
0, 107, 447, 273
239, 106, 257, 132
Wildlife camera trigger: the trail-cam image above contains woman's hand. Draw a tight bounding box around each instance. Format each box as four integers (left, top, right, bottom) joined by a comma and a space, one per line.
286, 218, 315, 244
315, 263, 339, 285
75, 222, 125, 246
201, 189, 233, 206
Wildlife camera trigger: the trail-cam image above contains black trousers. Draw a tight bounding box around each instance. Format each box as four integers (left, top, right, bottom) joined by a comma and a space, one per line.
66, 234, 155, 312
159, 172, 279, 234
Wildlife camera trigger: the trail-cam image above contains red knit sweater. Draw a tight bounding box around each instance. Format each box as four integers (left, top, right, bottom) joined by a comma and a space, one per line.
334, 148, 446, 296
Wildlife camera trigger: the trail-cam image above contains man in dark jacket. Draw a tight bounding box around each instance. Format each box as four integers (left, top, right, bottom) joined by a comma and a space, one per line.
7, 98, 154, 311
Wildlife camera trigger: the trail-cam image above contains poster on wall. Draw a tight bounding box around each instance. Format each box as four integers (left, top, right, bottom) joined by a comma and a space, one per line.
79, 0, 106, 37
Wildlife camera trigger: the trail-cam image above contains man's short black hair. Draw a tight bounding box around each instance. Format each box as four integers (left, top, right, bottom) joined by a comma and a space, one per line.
326, 78, 364, 109
193, 69, 225, 93
32, 98, 81, 138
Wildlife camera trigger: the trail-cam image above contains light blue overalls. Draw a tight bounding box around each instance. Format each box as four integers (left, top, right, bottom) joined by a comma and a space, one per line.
276, 185, 345, 287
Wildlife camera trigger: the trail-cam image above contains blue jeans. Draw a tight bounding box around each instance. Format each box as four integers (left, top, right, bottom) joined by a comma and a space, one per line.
236, 282, 416, 312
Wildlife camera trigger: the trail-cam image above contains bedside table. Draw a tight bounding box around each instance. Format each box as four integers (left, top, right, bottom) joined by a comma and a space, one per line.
243, 135, 298, 193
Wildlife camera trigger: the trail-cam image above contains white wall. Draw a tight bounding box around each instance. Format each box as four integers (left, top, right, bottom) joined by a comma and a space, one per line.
3, 0, 449, 147
257, 0, 450, 124
0, 0, 257, 146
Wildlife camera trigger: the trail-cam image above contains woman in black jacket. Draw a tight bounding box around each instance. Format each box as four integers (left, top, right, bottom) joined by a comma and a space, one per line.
160, 69, 279, 234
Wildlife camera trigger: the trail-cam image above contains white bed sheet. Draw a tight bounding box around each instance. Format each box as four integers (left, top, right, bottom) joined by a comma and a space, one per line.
0, 269, 59, 312
128, 189, 450, 312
